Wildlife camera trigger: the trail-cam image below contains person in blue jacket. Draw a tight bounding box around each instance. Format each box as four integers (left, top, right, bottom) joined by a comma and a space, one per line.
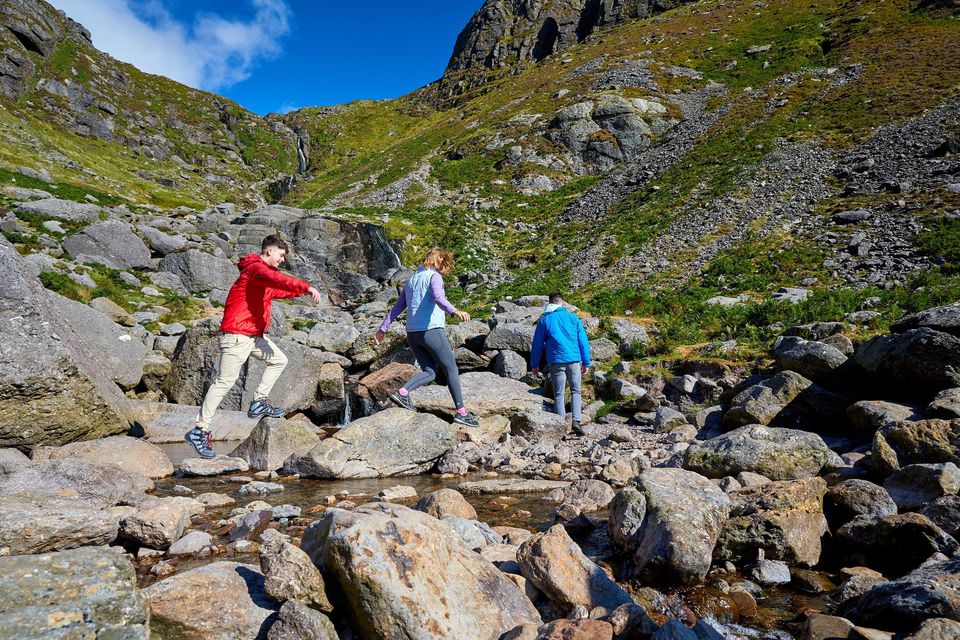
530, 292, 591, 431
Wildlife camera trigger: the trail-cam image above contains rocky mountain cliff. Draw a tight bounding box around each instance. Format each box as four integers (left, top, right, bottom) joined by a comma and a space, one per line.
2, 0, 960, 361
446, 0, 694, 72
0, 0, 304, 209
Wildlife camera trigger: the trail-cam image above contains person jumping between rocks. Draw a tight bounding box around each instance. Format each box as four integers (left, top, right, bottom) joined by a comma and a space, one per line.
530, 292, 591, 434
186, 235, 322, 458
374, 247, 480, 427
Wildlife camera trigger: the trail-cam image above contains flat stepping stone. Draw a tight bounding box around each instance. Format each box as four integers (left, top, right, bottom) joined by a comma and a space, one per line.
456, 479, 570, 495
179, 456, 250, 477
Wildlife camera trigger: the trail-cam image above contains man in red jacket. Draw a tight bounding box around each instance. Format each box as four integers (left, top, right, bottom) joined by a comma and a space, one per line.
186, 235, 322, 458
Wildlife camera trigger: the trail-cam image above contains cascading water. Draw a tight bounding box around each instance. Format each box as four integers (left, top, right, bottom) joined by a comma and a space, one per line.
296, 134, 308, 174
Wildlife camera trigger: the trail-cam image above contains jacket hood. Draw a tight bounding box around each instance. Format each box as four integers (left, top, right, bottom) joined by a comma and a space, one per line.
238, 253, 263, 270
543, 303, 564, 314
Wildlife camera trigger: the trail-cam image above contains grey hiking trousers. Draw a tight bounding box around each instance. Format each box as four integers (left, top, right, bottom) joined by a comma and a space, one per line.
549, 361, 582, 421
404, 328, 464, 409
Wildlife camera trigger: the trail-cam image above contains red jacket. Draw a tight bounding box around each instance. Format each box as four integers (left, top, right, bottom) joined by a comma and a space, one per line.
220, 254, 310, 336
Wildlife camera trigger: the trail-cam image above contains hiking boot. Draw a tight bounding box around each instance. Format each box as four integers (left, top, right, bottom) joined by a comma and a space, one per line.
248, 397, 285, 419
453, 411, 480, 428
572, 420, 584, 436
185, 427, 216, 459
389, 392, 416, 411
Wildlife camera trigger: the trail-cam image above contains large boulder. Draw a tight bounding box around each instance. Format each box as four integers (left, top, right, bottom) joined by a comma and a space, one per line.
547, 479, 616, 515
874, 419, 960, 469
47, 435, 174, 478
305, 320, 359, 353
609, 318, 650, 356
165, 319, 342, 415
127, 400, 257, 443
714, 478, 828, 567
0, 458, 152, 507
890, 303, 960, 337
772, 336, 848, 384
414, 488, 478, 520
509, 406, 569, 444
920, 496, 960, 539
267, 600, 338, 640
14, 198, 104, 222
884, 463, 960, 511
824, 479, 897, 529
0, 547, 148, 639
835, 513, 959, 577
287, 408, 458, 478
159, 249, 236, 293
486, 322, 537, 353
118, 497, 191, 549
49, 292, 148, 390
517, 523, 634, 610
61, 219, 153, 270
683, 424, 838, 480
850, 328, 960, 395
414, 372, 544, 417
849, 557, 960, 631
722, 371, 847, 430
313, 503, 541, 639
355, 361, 419, 414
260, 539, 333, 612
0, 494, 119, 554
614, 468, 731, 584
0, 237, 130, 447
928, 388, 960, 419
145, 562, 277, 639
229, 416, 320, 472
847, 400, 923, 433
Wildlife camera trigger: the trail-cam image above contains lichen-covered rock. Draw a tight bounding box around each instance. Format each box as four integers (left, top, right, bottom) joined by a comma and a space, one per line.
48, 435, 174, 478
850, 328, 960, 395
0, 237, 130, 447
229, 416, 320, 472
715, 478, 828, 567
0, 494, 119, 554
313, 503, 541, 639
414, 488, 478, 520
835, 513, 959, 577
683, 424, 837, 480
722, 371, 846, 430
824, 479, 897, 529
287, 408, 458, 479
0, 547, 148, 639
146, 562, 277, 639
884, 463, 960, 511
618, 468, 731, 584
518, 524, 634, 610
259, 539, 333, 612
849, 557, 960, 631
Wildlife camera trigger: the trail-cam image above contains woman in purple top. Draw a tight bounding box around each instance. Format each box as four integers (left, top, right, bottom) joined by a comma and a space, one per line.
374, 247, 480, 427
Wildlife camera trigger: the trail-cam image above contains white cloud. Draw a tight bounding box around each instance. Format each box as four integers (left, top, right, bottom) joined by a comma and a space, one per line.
48, 0, 291, 91
275, 101, 299, 114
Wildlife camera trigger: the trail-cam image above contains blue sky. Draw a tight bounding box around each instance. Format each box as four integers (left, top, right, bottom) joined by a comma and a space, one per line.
49, 0, 482, 115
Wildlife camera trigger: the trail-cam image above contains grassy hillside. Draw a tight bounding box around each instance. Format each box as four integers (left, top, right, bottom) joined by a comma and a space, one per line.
278, 0, 960, 358
0, 1, 298, 209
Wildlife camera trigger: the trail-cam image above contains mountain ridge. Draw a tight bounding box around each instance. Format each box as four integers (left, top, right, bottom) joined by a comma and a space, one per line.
1, 0, 959, 357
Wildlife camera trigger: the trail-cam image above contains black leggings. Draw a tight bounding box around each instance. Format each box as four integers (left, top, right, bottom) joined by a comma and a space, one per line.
404, 328, 464, 409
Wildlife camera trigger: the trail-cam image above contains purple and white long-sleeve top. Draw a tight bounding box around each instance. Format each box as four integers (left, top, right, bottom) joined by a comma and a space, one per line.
378, 271, 457, 333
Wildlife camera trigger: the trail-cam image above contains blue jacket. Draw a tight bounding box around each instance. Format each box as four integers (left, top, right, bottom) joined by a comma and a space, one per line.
530, 307, 591, 368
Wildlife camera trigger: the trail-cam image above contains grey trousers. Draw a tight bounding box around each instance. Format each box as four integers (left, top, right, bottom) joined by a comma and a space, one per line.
404, 328, 464, 409
549, 362, 582, 421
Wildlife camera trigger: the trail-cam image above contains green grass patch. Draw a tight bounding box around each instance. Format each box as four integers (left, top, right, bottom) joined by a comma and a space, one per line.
916, 216, 960, 274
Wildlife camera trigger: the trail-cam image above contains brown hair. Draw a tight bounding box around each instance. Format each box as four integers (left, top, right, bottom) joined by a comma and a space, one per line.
261, 235, 289, 253
549, 292, 563, 304
422, 247, 454, 274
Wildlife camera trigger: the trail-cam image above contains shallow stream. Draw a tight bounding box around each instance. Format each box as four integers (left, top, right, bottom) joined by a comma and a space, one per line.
148, 443, 830, 639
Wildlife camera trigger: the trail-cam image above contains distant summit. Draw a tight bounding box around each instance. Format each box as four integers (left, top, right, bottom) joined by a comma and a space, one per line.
447, 0, 693, 72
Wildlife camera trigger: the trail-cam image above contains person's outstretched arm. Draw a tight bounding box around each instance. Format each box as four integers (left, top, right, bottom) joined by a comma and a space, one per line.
375, 288, 407, 343
430, 273, 469, 321
247, 260, 321, 302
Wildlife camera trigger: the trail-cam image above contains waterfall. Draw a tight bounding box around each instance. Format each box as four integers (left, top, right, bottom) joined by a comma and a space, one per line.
339, 395, 352, 427
296, 135, 308, 174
